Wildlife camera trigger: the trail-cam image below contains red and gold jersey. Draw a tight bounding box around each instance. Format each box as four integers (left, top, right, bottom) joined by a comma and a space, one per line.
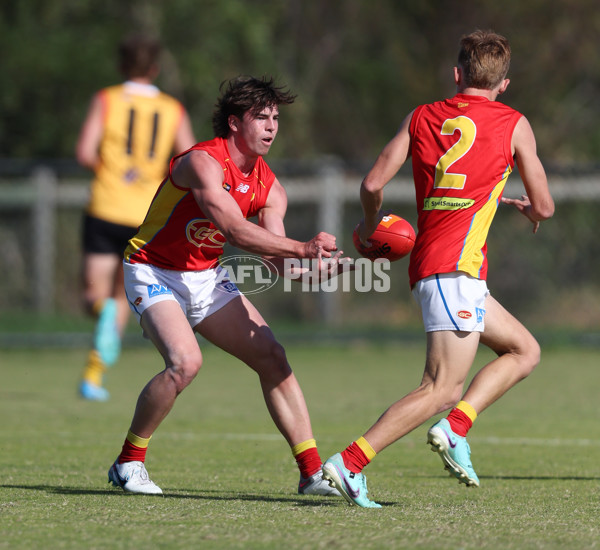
124, 137, 276, 270
408, 94, 522, 286
87, 82, 185, 227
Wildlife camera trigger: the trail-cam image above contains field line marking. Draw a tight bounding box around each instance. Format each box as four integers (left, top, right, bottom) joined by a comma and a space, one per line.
154, 433, 600, 447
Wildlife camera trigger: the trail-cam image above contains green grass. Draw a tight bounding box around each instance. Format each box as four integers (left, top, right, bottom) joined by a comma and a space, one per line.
1, 340, 599, 549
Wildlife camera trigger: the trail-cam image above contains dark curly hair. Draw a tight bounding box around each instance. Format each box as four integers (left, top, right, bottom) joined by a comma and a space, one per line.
212, 76, 296, 138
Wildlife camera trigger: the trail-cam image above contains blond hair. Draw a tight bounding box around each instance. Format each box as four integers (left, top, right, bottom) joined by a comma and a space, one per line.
458, 30, 511, 90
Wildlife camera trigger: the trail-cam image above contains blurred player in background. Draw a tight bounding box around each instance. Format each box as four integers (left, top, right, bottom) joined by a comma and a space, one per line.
107, 76, 345, 497
322, 30, 555, 507
75, 33, 195, 401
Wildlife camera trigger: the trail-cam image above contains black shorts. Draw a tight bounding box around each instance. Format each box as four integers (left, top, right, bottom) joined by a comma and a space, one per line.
82, 214, 138, 255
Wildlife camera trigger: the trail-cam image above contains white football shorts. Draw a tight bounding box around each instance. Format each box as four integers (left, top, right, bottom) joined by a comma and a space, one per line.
412, 272, 489, 332
123, 261, 241, 328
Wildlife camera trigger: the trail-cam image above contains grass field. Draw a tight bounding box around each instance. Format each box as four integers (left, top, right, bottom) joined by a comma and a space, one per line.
1, 336, 599, 549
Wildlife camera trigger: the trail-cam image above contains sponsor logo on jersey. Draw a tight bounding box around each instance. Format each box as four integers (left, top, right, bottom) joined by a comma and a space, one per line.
222, 182, 231, 191
186, 219, 226, 249
424, 197, 475, 211
124, 168, 139, 183
147, 284, 172, 298
235, 183, 250, 193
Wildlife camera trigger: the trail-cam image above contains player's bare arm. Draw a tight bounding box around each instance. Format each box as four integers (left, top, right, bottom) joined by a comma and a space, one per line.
502, 116, 555, 233
175, 150, 336, 259
256, 177, 289, 241
75, 92, 104, 170
358, 111, 413, 244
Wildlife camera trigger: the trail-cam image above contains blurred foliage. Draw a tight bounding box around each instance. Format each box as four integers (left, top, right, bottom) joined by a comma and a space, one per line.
0, 0, 599, 164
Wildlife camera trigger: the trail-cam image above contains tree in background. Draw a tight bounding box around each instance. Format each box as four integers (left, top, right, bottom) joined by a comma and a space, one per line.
0, 0, 598, 165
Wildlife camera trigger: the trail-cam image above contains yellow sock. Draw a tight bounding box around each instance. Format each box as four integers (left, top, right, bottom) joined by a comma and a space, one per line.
81, 350, 106, 386
291, 438, 316, 457
356, 436, 377, 461
126, 429, 151, 448
92, 299, 105, 316
291, 439, 320, 478
456, 400, 478, 422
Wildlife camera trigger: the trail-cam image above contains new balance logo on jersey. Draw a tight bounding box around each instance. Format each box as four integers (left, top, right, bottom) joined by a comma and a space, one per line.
235, 183, 250, 193
147, 284, 172, 298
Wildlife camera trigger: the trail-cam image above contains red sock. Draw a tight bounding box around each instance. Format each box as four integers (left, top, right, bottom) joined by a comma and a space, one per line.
118, 439, 148, 463
341, 442, 370, 474
446, 407, 473, 437
295, 447, 322, 478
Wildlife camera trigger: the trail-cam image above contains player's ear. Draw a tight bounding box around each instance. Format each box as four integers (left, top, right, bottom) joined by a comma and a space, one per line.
498, 78, 510, 95
148, 63, 160, 80
228, 114, 241, 133
453, 66, 461, 86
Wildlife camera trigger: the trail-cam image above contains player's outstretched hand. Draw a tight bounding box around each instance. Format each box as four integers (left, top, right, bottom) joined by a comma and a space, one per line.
501, 195, 540, 234
303, 232, 338, 258
314, 250, 355, 282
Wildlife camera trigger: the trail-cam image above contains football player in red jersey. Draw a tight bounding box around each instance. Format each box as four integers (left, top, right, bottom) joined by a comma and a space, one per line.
108, 76, 345, 497
323, 30, 555, 507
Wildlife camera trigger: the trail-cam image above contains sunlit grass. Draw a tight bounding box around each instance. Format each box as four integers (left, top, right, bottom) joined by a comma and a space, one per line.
0, 342, 599, 549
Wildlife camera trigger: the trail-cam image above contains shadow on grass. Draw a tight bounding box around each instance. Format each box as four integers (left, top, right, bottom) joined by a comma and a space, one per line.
417, 471, 600, 482
1, 484, 398, 506
420, 474, 600, 482
479, 475, 600, 481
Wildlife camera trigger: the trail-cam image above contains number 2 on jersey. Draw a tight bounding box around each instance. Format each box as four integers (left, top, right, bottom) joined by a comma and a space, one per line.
434, 116, 476, 189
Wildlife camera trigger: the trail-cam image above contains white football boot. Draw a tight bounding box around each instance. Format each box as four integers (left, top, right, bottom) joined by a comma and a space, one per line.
298, 467, 341, 496
108, 460, 163, 495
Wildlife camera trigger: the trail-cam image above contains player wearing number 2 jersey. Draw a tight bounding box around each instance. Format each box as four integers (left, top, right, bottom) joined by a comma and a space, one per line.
75, 34, 195, 401
323, 30, 555, 508
409, 95, 522, 285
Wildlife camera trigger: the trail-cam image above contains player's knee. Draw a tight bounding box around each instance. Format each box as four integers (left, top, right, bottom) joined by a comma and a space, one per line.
255, 340, 292, 378
267, 341, 290, 370
519, 337, 541, 377
166, 349, 203, 392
